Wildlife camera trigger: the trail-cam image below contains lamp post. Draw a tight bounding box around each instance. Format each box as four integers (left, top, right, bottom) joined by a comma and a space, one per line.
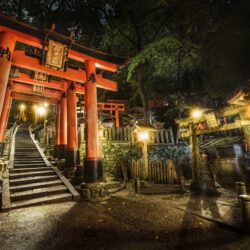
137, 130, 150, 180
35, 104, 48, 146
19, 103, 26, 121
190, 108, 202, 185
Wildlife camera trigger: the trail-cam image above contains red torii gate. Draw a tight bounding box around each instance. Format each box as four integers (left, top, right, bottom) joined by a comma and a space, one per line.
81, 101, 125, 128
0, 14, 127, 182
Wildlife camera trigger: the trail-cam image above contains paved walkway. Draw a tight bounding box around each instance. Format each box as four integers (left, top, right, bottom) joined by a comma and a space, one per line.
0, 188, 249, 250
166, 187, 242, 229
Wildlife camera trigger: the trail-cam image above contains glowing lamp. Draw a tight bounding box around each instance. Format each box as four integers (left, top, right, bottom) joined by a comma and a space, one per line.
19, 104, 26, 111
43, 102, 48, 108
191, 109, 202, 119
138, 131, 150, 142
37, 106, 46, 116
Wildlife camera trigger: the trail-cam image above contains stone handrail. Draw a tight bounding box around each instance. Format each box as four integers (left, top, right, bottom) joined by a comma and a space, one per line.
9, 124, 20, 169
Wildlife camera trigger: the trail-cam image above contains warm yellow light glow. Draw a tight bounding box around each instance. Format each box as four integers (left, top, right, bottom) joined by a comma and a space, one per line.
138, 131, 150, 142
43, 102, 48, 107
37, 106, 46, 116
191, 109, 202, 119
33, 105, 38, 110
19, 104, 26, 111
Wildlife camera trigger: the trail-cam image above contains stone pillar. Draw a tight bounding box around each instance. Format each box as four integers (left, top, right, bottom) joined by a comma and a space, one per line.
239, 194, 250, 232
58, 93, 67, 159
0, 32, 16, 115
84, 60, 102, 183
54, 102, 61, 158
65, 82, 78, 177
0, 85, 12, 156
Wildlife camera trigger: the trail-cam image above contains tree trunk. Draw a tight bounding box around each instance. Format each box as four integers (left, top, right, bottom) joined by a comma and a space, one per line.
137, 64, 150, 123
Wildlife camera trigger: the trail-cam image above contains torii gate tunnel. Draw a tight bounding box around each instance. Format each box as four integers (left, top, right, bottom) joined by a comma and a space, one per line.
0, 14, 126, 182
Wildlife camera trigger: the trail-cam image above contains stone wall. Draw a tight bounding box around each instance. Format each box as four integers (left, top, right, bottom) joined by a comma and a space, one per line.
79, 141, 141, 180
79, 140, 190, 181
148, 143, 191, 179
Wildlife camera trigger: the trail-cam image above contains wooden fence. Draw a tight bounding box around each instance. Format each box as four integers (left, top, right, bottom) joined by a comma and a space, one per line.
131, 159, 144, 180
131, 159, 178, 184
152, 129, 175, 144
103, 127, 132, 141
102, 127, 174, 144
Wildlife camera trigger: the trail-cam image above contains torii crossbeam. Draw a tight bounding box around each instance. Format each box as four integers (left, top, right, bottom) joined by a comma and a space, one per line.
0, 13, 127, 183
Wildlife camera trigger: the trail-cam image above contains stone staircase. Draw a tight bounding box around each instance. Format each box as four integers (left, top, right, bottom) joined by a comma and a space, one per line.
8, 126, 79, 209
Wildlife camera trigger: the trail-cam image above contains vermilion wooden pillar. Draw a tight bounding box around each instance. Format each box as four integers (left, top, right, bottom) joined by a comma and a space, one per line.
84, 60, 103, 182
54, 102, 61, 158
0, 32, 16, 115
65, 82, 78, 176
0, 32, 16, 155
58, 93, 67, 159
0, 85, 12, 156
115, 108, 120, 128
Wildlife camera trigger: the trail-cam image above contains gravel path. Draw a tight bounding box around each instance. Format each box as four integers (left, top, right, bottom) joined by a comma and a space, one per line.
0, 190, 249, 250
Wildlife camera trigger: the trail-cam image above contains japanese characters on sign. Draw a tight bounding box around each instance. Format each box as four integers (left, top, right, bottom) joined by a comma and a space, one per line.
45, 40, 68, 70
33, 84, 44, 93
33, 71, 48, 82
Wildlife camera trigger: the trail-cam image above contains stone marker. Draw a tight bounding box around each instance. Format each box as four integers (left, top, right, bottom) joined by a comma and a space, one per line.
180, 176, 185, 192
236, 182, 246, 204
135, 178, 140, 193
239, 194, 250, 232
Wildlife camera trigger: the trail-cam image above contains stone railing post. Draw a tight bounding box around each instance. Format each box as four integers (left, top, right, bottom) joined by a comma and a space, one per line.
134, 178, 140, 193
236, 182, 247, 204
180, 176, 185, 192
1, 160, 10, 210
239, 194, 250, 232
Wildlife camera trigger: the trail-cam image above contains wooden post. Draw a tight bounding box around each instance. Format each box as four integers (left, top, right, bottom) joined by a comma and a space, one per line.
189, 123, 199, 181
84, 60, 102, 183
240, 111, 250, 151
115, 107, 119, 128
58, 93, 67, 159
65, 82, 78, 177
0, 32, 16, 115
142, 142, 149, 180
54, 102, 61, 158
0, 85, 12, 156
0, 32, 16, 155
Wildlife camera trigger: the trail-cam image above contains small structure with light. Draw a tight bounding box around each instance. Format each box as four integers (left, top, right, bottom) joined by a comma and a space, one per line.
133, 123, 156, 180
191, 108, 203, 120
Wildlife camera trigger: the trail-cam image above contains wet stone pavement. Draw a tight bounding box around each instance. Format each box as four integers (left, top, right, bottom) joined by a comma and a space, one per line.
0, 189, 250, 250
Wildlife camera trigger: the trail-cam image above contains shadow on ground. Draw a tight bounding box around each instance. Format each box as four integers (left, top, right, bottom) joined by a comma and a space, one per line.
1, 194, 250, 250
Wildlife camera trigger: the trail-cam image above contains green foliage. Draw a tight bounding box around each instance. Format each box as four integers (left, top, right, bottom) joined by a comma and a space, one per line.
127, 36, 200, 93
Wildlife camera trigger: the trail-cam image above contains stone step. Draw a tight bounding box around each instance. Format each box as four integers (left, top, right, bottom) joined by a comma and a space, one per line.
13, 165, 48, 169
10, 175, 58, 185
14, 156, 43, 159
11, 193, 73, 209
10, 167, 49, 173
15, 147, 37, 149
10, 185, 68, 201
14, 160, 45, 164
10, 180, 63, 192
15, 150, 37, 152
14, 163, 47, 167
15, 154, 41, 157
10, 170, 55, 179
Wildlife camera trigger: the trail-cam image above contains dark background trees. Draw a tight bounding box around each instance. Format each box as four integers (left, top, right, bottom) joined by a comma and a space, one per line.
1, 0, 250, 125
